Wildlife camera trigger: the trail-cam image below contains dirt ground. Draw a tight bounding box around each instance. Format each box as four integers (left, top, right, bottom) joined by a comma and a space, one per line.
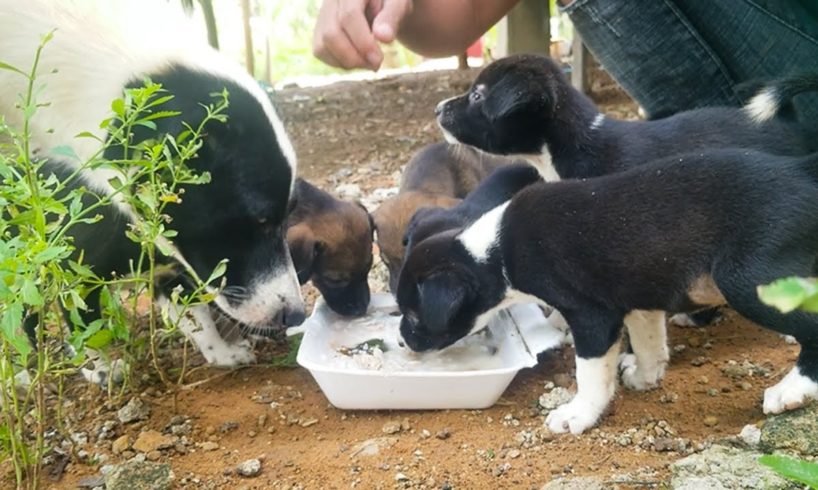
22, 68, 801, 490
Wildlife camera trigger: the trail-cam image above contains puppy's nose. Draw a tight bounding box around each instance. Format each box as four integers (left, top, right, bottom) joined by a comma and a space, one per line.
282, 306, 306, 327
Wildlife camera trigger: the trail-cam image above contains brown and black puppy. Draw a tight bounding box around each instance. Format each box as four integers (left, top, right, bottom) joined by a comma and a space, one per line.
287, 178, 374, 316
372, 143, 510, 292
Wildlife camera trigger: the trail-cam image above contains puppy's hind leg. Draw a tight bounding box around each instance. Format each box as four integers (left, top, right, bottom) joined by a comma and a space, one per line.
619, 310, 669, 391
546, 307, 624, 435
715, 261, 818, 414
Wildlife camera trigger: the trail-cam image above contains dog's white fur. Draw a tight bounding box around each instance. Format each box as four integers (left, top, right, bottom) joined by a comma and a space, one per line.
619, 309, 669, 391
764, 366, 818, 414
0, 0, 302, 369
457, 200, 510, 262
744, 88, 779, 124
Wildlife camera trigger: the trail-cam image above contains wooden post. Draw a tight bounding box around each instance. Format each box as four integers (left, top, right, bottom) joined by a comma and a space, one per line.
198, 0, 219, 50
571, 35, 593, 94
240, 0, 254, 76
500, 0, 550, 56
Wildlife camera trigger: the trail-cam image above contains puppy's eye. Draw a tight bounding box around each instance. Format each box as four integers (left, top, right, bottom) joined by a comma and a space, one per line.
469, 91, 483, 104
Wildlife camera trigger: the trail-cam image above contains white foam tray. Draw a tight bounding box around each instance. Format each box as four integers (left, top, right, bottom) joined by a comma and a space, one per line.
295, 293, 567, 410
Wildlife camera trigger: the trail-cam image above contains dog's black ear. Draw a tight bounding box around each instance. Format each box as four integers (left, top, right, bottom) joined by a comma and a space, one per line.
286, 223, 323, 284
482, 82, 546, 122
418, 274, 468, 334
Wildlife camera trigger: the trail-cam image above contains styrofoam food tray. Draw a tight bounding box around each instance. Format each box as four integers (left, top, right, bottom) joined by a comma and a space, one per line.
295, 293, 567, 410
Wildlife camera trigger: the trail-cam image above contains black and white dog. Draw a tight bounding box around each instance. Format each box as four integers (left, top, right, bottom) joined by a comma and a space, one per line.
0, 0, 304, 375
435, 54, 818, 328
397, 150, 818, 434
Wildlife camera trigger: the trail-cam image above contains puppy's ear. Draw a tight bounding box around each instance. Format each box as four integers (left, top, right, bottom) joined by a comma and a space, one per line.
286, 223, 323, 284
483, 82, 546, 122
419, 274, 468, 334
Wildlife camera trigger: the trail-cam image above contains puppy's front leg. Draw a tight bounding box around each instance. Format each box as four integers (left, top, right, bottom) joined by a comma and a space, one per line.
159, 298, 256, 366
546, 310, 622, 435
619, 310, 668, 391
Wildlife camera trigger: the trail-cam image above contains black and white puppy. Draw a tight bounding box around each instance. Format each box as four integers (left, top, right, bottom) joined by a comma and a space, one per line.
1, 0, 304, 374
435, 54, 818, 179
403, 162, 541, 257
398, 148, 818, 434
435, 54, 818, 327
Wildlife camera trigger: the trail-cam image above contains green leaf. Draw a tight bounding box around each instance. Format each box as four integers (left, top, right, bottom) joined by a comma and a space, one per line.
84, 328, 113, 350
758, 454, 818, 488
758, 277, 818, 313
270, 333, 302, 368
33, 246, 68, 263
0, 60, 27, 76
111, 98, 125, 117
207, 260, 228, 284
50, 145, 79, 161
20, 278, 43, 306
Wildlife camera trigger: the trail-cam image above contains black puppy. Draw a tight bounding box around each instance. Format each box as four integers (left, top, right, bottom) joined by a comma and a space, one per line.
436, 54, 818, 178
435, 54, 818, 327
287, 178, 374, 316
398, 148, 818, 435
403, 162, 542, 254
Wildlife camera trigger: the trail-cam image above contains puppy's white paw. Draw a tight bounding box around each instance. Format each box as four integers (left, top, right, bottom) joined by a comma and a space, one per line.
81, 358, 127, 386
202, 339, 256, 367
618, 353, 666, 391
545, 399, 602, 435
763, 368, 818, 414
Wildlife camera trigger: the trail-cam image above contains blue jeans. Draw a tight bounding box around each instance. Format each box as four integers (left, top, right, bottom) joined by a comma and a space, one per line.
563, 0, 818, 128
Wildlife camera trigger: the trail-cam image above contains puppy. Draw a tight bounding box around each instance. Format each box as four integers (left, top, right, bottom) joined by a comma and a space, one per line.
2, 0, 304, 375
435, 54, 818, 327
398, 148, 818, 434
435, 54, 818, 179
287, 178, 374, 316
403, 163, 542, 256
372, 143, 509, 291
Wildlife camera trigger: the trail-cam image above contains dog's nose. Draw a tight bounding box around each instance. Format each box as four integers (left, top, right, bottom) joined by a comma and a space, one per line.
282, 306, 306, 327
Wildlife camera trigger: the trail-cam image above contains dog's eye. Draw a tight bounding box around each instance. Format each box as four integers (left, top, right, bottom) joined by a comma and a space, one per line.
469, 91, 483, 104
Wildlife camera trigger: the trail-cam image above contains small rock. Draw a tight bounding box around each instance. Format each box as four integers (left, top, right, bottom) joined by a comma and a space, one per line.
739, 424, 761, 447
300, 418, 318, 428
219, 421, 239, 433
690, 356, 709, 367
117, 398, 150, 424
382, 421, 402, 434
507, 449, 521, 459
703, 416, 719, 427
104, 461, 173, 490
653, 437, 676, 452
539, 387, 573, 410
660, 392, 679, 404
760, 405, 818, 456
132, 430, 174, 454
541, 477, 607, 490
236, 459, 262, 477
669, 445, 794, 490
436, 428, 451, 440
200, 442, 219, 451
112, 435, 130, 455
395, 472, 409, 482
493, 462, 511, 477
420, 429, 431, 439
349, 437, 398, 457
145, 450, 162, 461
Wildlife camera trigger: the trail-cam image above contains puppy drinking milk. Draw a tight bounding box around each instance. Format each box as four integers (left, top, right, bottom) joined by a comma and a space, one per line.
287, 178, 374, 316
2, 0, 304, 379
397, 149, 818, 434
372, 143, 510, 292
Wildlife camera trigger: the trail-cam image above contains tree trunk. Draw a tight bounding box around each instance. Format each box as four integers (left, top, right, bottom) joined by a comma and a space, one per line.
198, 0, 219, 49
240, 0, 254, 76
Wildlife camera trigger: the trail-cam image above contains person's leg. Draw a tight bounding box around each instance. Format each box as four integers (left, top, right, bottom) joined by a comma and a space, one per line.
561, 0, 818, 123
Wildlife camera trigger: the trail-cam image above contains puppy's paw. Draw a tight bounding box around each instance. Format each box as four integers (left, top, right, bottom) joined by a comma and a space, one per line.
81, 358, 127, 387
618, 353, 665, 391
545, 399, 602, 435
202, 339, 256, 367
763, 368, 818, 414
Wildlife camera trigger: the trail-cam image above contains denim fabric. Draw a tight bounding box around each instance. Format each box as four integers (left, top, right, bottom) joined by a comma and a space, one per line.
562, 0, 818, 126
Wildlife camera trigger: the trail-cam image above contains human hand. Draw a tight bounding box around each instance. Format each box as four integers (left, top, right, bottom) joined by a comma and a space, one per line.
313, 0, 413, 71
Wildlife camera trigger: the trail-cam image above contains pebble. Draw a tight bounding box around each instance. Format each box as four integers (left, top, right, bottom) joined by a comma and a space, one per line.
145, 450, 162, 461
703, 416, 719, 427
420, 429, 431, 439
538, 387, 573, 410
507, 449, 521, 459
707, 388, 719, 397
690, 356, 709, 367
219, 421, 239, 433
738, 424, 761, 447
236, 459, 262, 477
395, 472, 409, 482
117, 398, 150, 424
132, 430, 174, 453
659, 392, 679, 404
200, 442, 219, 451
493, 462, 511, 477
112, 435, 130, 455
382, 421, 402, 434
436, 428, 451, 440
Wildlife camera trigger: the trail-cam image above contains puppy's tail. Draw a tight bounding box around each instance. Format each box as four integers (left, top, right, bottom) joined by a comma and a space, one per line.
742, 74, 818, 124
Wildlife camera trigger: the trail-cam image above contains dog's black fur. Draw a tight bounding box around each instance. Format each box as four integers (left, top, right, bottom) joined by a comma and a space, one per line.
397, 148, 818, 431
403, 163, 541, 256
436, 54, 818, 178
287, 178, 374, 316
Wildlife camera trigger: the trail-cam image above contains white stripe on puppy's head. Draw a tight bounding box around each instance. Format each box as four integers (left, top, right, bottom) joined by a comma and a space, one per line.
457, 200, 511, 262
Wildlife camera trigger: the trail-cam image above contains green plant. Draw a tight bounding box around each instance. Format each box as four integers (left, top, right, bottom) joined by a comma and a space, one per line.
758, 277, 818, 314
270, 333, 303, 368
759, 454, 818, 488
0, 33, 230, 489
